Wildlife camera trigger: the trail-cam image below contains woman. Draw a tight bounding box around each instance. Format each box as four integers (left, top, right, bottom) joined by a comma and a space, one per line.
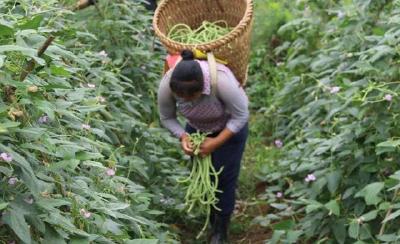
157, 50, 249, 243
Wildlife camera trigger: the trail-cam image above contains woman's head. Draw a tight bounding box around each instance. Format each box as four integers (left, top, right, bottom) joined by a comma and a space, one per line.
170, 50, 204, 100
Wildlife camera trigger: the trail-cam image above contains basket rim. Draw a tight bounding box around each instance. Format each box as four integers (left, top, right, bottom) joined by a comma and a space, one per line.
153, 0, 254, 52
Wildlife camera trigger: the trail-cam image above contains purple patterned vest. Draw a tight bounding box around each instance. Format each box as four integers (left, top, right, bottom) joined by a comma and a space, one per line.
174, 60, 229, 133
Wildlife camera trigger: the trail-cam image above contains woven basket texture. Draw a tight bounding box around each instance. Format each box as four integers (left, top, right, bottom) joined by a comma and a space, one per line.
153, 0, 254, 84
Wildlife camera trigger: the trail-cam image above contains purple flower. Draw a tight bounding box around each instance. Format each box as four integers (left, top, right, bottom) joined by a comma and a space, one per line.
0, 153, 12, 162
81, 124, 91, 130
87, 83, 96, 88
80, 208, 91, 218
305, 174, 316, 182
330, 86, 341, 94
98, 50, 108, 59
106, 168, 115, 176
274, 139, 283, 148
384, 94, 393, 101
276, 192, 283, 198
38, 115, 49, 124
8, 177, 17, 185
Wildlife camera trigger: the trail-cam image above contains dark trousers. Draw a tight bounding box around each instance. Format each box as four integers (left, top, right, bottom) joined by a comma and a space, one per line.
185, 123, 248, 217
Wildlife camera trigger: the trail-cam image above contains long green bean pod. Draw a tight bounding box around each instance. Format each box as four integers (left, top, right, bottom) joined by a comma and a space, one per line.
167, 21, 233, 44
177, 131, 224, 239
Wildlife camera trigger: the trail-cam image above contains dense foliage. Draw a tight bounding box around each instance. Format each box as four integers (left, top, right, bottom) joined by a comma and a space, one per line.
0, 0, 186, 243
4, 0, 400, 243
250, 0, 400, 243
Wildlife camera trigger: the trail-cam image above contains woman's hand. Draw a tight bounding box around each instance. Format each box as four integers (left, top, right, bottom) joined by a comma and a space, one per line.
199, 137, 220, 157
180, 133, 193, 156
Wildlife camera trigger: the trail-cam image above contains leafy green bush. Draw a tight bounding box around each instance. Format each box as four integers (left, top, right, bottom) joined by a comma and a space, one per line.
252, 0, 400, 243
0, 0, 184, 243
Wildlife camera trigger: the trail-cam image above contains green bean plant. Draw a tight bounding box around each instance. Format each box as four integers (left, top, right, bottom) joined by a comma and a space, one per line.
250, 0, 400, 243
0, 0, 186, 243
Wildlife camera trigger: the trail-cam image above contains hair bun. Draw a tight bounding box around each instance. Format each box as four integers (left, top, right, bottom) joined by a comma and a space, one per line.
181, 50, 194, 61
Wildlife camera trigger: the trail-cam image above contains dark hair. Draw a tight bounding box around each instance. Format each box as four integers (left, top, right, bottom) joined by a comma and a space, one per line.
170, 50, 204, 97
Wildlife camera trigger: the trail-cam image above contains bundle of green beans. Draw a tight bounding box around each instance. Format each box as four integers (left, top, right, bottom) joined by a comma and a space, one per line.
167, 20, 233, 44
177, 132, 223, 239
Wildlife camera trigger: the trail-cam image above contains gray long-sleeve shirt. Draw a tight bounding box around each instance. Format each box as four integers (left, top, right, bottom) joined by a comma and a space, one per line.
157, 61, 249, 138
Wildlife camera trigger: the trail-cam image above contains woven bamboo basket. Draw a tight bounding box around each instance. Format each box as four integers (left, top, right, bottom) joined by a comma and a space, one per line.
153, 0, 254, 85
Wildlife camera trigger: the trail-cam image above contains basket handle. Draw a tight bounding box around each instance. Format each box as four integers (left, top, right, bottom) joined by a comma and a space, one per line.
207, 52, 218, 96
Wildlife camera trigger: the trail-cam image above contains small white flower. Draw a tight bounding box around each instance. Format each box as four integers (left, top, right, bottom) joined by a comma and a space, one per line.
276, 192, 283, 198
80, 208, 91, 218
0, 152, 12, 162
274, 139, 283, 148
87, 83, 96, 88
337, 11, 346, 19
384, 94, 393, 101
305, 174, 316, 182
330, 86, 341, 94
98, 50, 108, 59
106, 168, 115, 176
81, 124, 91, 130
8, 177, 18, 185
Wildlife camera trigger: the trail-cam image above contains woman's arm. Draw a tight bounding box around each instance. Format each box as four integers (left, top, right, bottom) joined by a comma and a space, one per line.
157, 71, 186, 138
199, 68, 249, 156
216, 69, 249, 133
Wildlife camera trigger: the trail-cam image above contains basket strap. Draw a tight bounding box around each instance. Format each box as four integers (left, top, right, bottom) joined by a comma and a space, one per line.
207, 52, 218, 97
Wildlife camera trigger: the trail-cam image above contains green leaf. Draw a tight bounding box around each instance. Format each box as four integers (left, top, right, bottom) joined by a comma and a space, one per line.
327, 170, 341, 194
3, 209, 32, 244
377, 234, 398, 242
0, 23, 14, 36
376, 140, 400, 154
332, 219, 346, 244
102, 219, 123, 235
270, 203, 288, 210
0, 122, 21, 133
0, 166, 13, 176
360, 210, 378, 222
125, 240, 159, 244
348, 220, 359, 239
0, 202, 9, 211
269, 230, 285, 244
286, 230, 302, 243
0, 146, 40, 194
273, 219, 295, 230
70, 237, 90, 244
18, 15, 44, 30
50, 65, 71, 77
35, 100, 56, 120
36, 198, 70, 212
48, 159, 80, 172
44, 225, 67, 244
0, 45, 45, 65
355, 182, 385, 205
382, 209, 400, 223
325, 199, 340, 216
